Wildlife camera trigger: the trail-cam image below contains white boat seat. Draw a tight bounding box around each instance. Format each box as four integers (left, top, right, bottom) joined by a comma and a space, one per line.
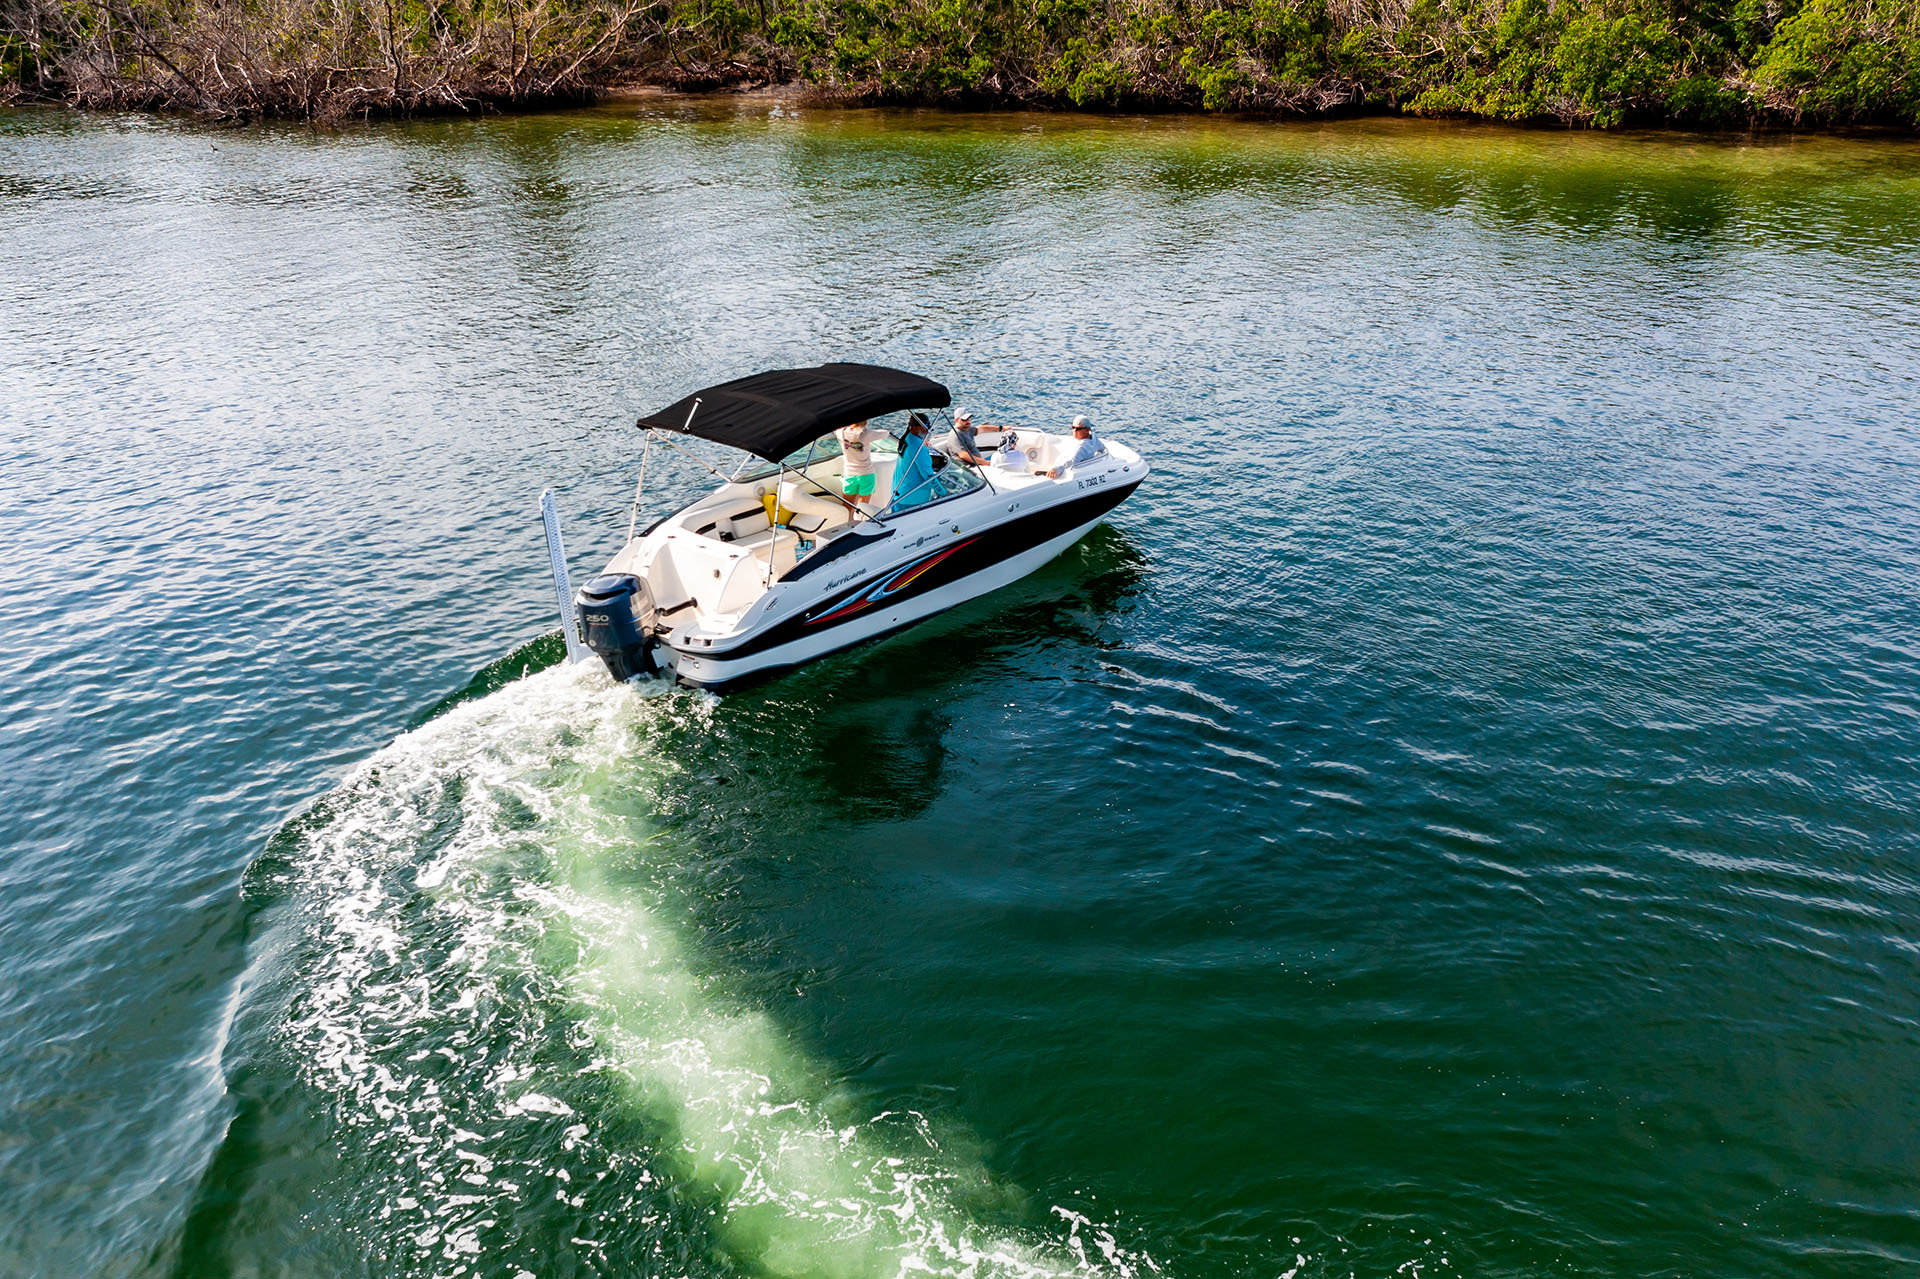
717, 510, 771, 540
700, 527, 801, 606
779, 476, 849, 523
734, 525, 799, 565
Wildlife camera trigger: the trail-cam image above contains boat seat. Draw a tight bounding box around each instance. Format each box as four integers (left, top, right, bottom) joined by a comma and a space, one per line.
716, 510, 772, 541
734, 525, 799, 570
779, 476, 849, 523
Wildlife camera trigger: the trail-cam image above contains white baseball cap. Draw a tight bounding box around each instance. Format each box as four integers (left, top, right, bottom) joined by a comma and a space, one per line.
1072, 415, 1094, 431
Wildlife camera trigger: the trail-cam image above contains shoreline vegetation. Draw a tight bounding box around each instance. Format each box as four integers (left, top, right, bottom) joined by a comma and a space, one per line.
3, 0, 1916, 127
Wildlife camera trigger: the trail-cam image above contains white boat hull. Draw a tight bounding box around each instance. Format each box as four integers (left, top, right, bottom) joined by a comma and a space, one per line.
575, 423, 1148, 693
666, 508, 1111, 690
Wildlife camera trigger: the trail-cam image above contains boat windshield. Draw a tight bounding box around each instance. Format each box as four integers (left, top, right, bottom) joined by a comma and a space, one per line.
730, 412, 909, 482
888, 457, 985, 512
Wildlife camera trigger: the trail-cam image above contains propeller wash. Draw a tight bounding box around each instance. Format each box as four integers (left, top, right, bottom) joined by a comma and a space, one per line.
234, 660, 1164, 1278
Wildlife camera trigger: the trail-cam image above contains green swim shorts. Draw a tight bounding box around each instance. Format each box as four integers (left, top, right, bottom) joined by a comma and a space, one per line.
842, 472, 876, 498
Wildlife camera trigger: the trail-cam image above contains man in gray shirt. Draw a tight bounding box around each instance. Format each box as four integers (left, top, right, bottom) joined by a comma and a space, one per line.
949, 407, 992, 466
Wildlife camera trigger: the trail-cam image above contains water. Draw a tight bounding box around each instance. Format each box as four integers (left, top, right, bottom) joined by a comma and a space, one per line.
3, 102, 1919, 1279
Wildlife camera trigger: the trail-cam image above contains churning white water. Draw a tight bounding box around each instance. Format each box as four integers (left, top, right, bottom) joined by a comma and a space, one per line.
254, 659, 1159, 1278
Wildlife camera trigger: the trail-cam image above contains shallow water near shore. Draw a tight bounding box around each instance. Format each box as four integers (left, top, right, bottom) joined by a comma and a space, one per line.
3, 100, 1920, 1279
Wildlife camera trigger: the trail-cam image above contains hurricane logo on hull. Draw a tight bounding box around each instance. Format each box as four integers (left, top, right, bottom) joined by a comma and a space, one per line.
806, 538, 980, 627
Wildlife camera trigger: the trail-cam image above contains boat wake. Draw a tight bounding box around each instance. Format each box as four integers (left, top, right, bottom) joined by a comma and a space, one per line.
216, 655, 1159, 1278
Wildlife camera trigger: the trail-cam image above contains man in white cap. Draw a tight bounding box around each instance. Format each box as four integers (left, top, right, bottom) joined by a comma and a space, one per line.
1044, 415, 1105, 479
949, 407, 992, 467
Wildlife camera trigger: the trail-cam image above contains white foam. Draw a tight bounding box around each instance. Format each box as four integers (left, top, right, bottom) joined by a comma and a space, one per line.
266, 660, 1160, 1278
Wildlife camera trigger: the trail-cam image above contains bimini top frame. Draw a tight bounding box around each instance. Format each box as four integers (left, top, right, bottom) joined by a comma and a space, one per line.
636, 363, 951, 463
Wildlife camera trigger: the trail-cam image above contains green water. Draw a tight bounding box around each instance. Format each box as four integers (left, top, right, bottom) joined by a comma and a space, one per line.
2, 102, 1919, 1279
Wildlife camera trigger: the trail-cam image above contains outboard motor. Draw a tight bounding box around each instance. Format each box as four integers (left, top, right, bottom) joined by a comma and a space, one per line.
574, 573, 660, 681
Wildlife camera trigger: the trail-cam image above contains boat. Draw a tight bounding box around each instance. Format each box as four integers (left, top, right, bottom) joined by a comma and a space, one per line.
569, 363, 1150, 692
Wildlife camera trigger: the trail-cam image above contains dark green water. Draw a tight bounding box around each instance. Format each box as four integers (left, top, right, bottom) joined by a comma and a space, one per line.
3, 101, 1919, 1279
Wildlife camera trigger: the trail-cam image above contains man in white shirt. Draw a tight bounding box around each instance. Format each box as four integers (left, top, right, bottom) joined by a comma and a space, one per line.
1045, 415, 1105, 479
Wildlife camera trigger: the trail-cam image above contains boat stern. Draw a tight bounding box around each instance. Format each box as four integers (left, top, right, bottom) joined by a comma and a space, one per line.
574, 573, 666, 682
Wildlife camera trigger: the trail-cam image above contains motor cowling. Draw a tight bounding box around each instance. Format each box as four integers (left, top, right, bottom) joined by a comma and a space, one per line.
574, 573, 659, 681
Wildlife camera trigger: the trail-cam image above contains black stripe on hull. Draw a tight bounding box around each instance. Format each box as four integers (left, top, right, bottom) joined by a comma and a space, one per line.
674, 611, 936, 695
669, 478, 1142, 679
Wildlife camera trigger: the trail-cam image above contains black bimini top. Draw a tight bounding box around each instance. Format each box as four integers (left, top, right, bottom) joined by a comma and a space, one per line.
637, 363, 951, 463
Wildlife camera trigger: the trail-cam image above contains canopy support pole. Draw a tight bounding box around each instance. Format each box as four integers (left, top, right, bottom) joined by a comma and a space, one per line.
649, 426, 754, 487
626, 430, 653, 543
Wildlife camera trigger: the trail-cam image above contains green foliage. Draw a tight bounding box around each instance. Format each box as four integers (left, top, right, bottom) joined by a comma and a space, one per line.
1406, 0, 1565, 120
1731, 0, 1803, 61
1751, 0, 1920, 121
1038, 35, 1130, 104
1174, 0, 1333, 108
13, 0, 1920, 124
1556, 9, 1682, 124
